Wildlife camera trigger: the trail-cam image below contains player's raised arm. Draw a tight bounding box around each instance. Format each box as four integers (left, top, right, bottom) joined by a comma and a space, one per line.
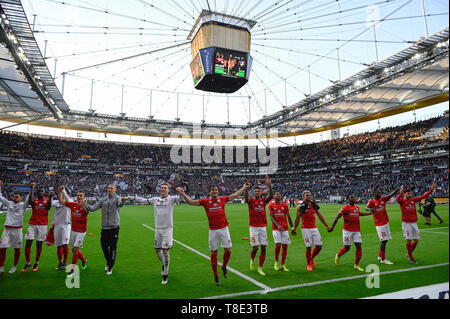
244, 186, 250, 203
129, 196, 153, 205
229, 182, 251, 201
413, 182, 437, 202
176, 187, 200, 206
84, 194, 102, 212
24, 182, 35, 207
46, 191, 54, 210
396, 188, 404, 203
58, 186, 66, 206
385, 187, 400, 201
265, 176, 273, 203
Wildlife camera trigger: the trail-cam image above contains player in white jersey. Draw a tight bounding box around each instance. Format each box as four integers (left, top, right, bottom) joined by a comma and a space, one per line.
0, 181, 34, 275
50, 187, 73, 270
129, 182, 182, 284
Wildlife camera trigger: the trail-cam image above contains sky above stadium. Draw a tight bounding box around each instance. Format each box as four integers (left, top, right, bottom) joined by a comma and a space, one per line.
1, 0, 448, 146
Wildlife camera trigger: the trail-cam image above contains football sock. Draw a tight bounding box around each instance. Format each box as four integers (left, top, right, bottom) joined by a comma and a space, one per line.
78, 251, 86, 263
72, 253, 78, 266
281, 244, 288, 265
13, 249, 20, 266
57, 246, 63, 263
379, 248, 385, 260
312, 246, 321, 259
25, 247, 31, 264
35, 244, 43, 263
63, 245, 69, 263
0, 248, 6, 267
250, 250, 256, 260
411, 242, 418, 253
406, 242, 413, 259
337, 247, 347, 257
163, 251, 170, 276
157, 251, 164, 265
305, 248, 312, 265
355, 247, 362, 265
222, 250, 231, 268
210, 251, 218, 276
275, 245, 281, 261
259, 254, 266, 267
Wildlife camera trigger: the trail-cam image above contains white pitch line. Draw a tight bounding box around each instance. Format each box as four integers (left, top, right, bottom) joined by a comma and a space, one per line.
141, 224, 271, 291
203, 262, 449, 299
419, 226, 449, 231
420, 230, 449, 235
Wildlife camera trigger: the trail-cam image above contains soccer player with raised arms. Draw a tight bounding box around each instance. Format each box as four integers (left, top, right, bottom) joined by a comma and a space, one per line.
59, 186, 89, 278
365, 187, 400, 265
268, 191, 293, 272
244, 175, 273, 276
329, 194, 375, 271
129, 182, 182, 285
22, 186, 53, 273
397, 182, 436, 264
0, 181, 34, 275
50, 186, 72, 270
177, 182, 250, 286
292, 190, 330, 271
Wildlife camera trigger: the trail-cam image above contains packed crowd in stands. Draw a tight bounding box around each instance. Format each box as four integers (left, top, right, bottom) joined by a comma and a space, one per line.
0, 115, 448, 202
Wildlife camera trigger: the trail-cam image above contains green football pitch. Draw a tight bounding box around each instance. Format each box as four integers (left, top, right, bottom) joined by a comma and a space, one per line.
0, 203, 448, 299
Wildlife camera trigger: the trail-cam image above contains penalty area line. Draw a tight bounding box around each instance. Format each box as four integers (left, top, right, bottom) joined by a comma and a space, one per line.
203, 262, 449, 299
141, 224, 272, 291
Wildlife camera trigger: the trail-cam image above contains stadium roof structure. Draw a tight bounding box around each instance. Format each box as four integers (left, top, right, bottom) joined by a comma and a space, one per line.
0, 0, 448, 139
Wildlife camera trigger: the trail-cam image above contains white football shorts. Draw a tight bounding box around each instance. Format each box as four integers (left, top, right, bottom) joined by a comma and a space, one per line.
343, 230, 362, 246
301, 227, 322, 247
375, 223, 392, 241
70, 231, 86, 248
272, 230, 291, 245
402, 222, 420, 240
154, 228, 173, 250
24, 224, 48, 242
54, 224, 71, 247
209, 226, 232, 251
249, 226, 268, 247
0, 227, 23, 249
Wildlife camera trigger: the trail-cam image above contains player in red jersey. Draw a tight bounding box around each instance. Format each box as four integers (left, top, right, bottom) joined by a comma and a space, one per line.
292, 190, 330, 271
244, 175, 273, 276
268, 191, 293, 272
177, 183, 250, 286
397, 182, 436, 264
58, 186, 89, 277
329, 194, 374, 271
22, 187, 54, 273
365, 188, 400, 265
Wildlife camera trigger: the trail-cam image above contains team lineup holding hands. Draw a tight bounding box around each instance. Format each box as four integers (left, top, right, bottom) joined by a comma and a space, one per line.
0, 178, 439, 286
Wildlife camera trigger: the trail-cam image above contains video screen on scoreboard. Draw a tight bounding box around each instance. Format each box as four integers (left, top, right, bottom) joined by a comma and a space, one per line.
214, 49, 247, 78
190, 52, 205, 86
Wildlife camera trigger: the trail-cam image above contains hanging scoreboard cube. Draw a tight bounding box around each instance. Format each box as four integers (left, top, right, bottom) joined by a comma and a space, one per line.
189, 10, 256, 94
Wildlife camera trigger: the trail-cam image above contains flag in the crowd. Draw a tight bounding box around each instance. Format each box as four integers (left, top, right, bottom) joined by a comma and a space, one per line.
80, 176, 88, 182
18, 163, 31, 174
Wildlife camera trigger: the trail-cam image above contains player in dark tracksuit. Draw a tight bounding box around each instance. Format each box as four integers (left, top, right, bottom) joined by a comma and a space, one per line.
84, 184, 127, 275
423, 196, 443, 225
